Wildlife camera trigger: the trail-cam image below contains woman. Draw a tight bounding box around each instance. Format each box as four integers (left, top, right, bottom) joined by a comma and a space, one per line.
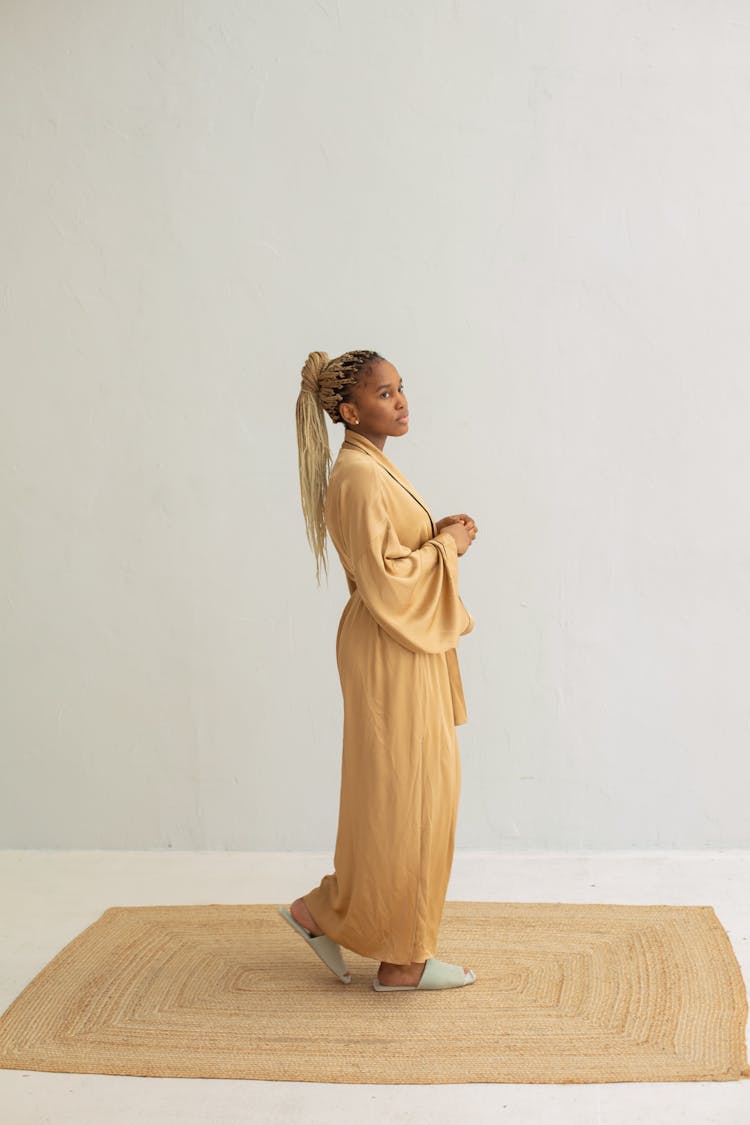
280, 348, 478, 991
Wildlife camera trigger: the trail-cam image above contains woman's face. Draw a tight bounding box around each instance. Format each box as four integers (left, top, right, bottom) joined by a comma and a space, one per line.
340, 360, 409, 438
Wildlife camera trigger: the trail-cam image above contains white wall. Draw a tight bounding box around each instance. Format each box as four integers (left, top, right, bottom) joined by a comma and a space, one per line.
2, 1, 749, 850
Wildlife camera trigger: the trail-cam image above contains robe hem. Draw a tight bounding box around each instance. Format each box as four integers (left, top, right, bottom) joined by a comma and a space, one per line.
302, 890, 438, 964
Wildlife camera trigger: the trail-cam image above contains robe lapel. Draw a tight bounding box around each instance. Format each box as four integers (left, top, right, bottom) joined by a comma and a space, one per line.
339, 429, 436, 536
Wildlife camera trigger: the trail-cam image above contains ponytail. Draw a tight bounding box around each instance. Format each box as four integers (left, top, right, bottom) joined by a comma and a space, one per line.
295, 348, 385, 584
295, 351, 332, 585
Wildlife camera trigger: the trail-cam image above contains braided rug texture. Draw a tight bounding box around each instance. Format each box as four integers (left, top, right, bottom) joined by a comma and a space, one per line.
0, 901, 748, 1084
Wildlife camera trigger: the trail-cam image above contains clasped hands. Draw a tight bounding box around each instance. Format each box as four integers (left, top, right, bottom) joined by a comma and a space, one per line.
435, 513, 478, 557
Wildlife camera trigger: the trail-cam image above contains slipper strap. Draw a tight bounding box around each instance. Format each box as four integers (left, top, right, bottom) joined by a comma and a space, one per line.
309, 933, 351, 979
278, 906, 351, 982
418, 958, 470, 989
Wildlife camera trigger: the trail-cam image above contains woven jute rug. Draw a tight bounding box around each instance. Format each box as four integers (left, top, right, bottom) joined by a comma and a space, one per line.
0, 902, 748, 1084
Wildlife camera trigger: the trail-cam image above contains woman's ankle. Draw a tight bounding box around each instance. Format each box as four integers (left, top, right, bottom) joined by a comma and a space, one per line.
377, 960, 427, 985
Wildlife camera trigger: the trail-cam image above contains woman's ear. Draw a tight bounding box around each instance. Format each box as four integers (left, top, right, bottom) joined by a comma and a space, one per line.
339, 402, 357, 426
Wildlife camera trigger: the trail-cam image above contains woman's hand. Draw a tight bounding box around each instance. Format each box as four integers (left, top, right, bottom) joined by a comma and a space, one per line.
436, 513, 478, 557
441, 522, 472, 555
436, 515, 479, 553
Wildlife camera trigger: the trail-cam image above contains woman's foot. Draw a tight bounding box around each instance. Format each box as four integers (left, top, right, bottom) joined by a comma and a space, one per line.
279, 901, 352, 983
290, 896, 324, 937
289, 903, 473, 987
377, 959, 472, 987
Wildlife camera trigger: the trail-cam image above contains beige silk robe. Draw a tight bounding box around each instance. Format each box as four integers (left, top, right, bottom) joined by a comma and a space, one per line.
303, 428, 475, 964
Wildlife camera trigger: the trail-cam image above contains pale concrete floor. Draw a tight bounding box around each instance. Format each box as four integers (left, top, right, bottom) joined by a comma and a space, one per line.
0, 849, 748, 1125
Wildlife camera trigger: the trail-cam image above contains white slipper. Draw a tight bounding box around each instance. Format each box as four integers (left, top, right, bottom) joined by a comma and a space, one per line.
372, 957, 476, 991
278, 905, 352, 983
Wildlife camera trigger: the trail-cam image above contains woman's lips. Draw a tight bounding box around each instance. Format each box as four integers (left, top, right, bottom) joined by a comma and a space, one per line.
397, 415, 409, 423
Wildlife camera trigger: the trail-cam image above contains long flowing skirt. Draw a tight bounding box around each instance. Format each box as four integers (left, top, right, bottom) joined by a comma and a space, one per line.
303, 591, 461, 963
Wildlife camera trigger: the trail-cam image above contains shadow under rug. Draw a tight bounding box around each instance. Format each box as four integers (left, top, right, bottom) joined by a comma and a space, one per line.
0, 901, 748, 1084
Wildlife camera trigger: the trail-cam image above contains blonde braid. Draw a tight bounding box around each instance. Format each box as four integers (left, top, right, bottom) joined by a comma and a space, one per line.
295, 348, 384, 584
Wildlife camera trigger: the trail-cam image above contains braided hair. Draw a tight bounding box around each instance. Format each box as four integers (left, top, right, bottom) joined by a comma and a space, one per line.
295, 348, 384, 584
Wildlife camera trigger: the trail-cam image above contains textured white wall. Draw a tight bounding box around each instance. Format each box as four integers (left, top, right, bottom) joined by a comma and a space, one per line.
2, 1, 749, 850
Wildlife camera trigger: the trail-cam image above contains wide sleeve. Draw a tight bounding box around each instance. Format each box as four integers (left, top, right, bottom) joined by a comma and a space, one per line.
334, 466, 474, 655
